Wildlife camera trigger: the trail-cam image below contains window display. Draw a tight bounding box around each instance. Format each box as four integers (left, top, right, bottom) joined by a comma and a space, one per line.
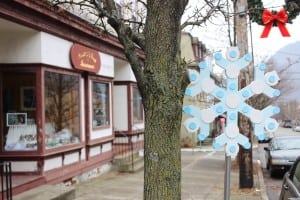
20, 87, 36, 111
6, 113, 27, 126
92, 82, 109, 127
2, 71, 37, 151
5, 124, 37, 151
44, 71, 80, 149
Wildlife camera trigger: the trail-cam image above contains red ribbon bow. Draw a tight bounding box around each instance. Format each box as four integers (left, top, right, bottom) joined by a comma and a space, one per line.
260, 9, 291, 38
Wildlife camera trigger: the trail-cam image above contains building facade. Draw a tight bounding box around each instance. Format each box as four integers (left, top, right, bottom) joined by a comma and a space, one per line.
180, 32, 214, 147
0, 0, 144, 196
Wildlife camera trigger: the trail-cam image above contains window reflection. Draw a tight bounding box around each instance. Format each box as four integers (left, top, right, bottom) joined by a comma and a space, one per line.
92, 82, 109, 127
44, 71, 80, 149
133, 87, 143, 122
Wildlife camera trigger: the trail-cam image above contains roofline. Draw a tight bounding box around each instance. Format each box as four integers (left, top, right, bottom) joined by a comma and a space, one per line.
0, 0, 144, 61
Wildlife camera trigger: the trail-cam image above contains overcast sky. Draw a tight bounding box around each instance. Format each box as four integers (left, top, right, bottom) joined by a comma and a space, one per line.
183, 0, 300, 62
182, 0, 300, 100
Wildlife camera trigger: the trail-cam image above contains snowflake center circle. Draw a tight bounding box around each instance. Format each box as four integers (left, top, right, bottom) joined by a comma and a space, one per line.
201, 109, 215, 123
225, 124, 239, 138
226, 93, 240, 109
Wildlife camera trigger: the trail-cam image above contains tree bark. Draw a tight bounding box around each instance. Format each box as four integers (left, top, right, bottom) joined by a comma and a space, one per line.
142, 1, 188, 199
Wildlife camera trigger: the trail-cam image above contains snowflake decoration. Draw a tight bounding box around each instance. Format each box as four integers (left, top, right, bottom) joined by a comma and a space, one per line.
183, 47, 280, 157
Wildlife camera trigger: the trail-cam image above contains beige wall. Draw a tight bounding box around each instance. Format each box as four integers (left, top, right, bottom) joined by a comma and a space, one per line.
180, 32, 195, 64
180, 32, 212, 147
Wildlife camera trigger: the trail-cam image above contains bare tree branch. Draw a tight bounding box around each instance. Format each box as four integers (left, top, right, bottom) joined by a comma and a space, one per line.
181, 0, 225, 29
48, 0, 146, 88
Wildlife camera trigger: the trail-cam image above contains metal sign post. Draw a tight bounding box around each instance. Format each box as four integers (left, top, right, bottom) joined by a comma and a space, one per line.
224, 155, 231, 200
183, 47, 281, 199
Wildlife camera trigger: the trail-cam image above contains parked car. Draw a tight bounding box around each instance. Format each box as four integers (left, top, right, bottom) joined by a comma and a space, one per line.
279, 156, 300, 200
283, 123, 292, 128
282, 120, 292, 128
264, 135, 300, 177
293, 126, 300, 132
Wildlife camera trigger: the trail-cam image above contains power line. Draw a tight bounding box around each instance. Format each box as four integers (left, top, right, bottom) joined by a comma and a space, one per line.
281, 78, 300, 80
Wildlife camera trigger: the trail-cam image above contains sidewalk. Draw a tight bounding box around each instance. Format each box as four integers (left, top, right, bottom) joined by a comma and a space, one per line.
73, 146, 268, 200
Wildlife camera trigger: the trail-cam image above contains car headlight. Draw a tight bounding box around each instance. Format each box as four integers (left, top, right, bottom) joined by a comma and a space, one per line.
271, 159, 289, 165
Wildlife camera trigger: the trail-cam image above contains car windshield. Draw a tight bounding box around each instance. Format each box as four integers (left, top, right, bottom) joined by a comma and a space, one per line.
274, 138, 300, 150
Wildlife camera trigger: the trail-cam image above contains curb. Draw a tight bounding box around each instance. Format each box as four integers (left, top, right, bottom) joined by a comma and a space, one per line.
256, 160, 269, 200
181, 146, 218, 152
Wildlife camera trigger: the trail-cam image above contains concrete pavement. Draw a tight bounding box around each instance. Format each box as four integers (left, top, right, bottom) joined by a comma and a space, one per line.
73, 146, 268, 200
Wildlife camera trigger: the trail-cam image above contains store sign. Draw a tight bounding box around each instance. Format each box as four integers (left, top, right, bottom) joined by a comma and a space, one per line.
70, 43, 100, 73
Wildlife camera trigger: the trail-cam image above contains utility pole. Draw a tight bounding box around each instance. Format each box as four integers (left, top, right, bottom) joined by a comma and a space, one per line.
234, 0, 254, 188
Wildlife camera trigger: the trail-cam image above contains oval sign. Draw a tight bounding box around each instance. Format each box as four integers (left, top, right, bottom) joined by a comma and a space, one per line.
70, 43, 101, 73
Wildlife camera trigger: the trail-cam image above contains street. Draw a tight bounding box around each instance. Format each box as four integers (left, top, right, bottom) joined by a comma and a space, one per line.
71, 126, 296, 200
257, 126, 300, 200
192, 126, 299, 200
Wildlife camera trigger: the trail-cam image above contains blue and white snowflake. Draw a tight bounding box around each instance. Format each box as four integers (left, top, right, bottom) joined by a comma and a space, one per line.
183, 47, 280, 157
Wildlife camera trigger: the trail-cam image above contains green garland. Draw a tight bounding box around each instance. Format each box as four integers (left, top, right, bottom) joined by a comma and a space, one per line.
248, 0, 300, 25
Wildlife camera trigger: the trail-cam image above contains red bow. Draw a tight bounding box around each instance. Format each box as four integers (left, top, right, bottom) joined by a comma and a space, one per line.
260, 9, 290, 38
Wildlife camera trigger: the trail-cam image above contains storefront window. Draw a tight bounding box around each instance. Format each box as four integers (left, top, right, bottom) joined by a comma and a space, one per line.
133, 87, 143, 122
44, 71, 80, 149
92, 82, 109, 127
2, 72, 37, 151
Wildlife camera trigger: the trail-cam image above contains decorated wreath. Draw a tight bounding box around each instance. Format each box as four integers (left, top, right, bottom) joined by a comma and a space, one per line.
248, 0, 300, 37
248, 0, 300, 25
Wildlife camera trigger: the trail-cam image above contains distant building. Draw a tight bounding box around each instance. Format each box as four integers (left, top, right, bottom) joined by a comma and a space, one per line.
180, 32, 214, 147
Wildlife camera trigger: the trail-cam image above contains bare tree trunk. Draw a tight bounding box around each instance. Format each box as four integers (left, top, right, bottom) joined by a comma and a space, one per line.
142, 1, 188, 199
